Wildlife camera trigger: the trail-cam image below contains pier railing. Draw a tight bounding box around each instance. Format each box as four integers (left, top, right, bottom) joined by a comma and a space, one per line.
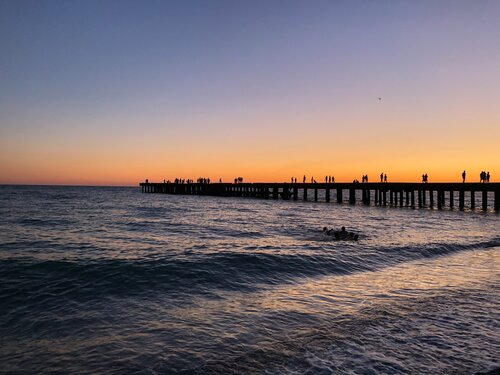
140, 182, 500, 212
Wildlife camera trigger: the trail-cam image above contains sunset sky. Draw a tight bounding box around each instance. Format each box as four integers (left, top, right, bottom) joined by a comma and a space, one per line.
1, 1, 499, 185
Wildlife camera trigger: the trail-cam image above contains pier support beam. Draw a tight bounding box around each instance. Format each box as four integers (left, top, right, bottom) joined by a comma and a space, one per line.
303, 188, 308, 201
349, 189, 356, 204
325, 188, 330, 202
411, 191, 415, 208
293, 187, 298, 201
337, 189, 343, 203
495, 190, 500, 212
314, 188, 318, 202
482, 190, 488, 211
449, 191, 454, 208
273, 187, 278, 199
459, 190, 465, 210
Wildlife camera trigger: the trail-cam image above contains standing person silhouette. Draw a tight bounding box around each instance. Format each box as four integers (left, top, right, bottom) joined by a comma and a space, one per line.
487, 171, 490, 182
384, 174, 387, 183
303, 175, 306, 183
462, 170, 466, 183
380, 173, 383, 183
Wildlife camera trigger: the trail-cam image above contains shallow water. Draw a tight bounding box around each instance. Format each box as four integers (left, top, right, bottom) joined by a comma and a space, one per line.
0, 185, 498, 374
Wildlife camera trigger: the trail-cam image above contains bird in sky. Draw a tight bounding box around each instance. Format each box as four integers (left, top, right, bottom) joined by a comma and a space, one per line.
378, 97, 382, 101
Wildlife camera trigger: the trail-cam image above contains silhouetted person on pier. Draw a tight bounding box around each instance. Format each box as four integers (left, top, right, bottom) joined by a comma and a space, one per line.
384, 174, 387, 183
487, 171, 490, 182
380, 173, 383, 183
480, 171, 485, 183
303, 175, 306, 183
332, 176, 335, 183
424, 174, 428, 183
146, 179, 149, 183
462, 170, 466, 183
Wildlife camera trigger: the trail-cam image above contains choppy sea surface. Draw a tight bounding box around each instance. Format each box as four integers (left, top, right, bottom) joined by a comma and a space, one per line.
0, 185, 498, 374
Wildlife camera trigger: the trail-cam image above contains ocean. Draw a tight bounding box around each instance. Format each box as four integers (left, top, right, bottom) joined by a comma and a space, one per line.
0, 185, 498, 374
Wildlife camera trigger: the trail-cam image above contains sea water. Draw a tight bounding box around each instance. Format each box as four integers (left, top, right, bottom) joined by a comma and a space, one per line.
0, 185, 498, 374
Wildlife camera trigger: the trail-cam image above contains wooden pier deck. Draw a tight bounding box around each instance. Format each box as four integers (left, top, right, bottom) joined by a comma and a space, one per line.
140, 182, 500, 212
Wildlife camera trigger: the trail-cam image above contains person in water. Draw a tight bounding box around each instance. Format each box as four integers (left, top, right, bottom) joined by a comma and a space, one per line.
323, 226, 358, 240
322, 227, 335, 235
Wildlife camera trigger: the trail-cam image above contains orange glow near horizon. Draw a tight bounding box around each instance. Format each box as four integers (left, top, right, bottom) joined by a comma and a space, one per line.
1, 116, 498, 185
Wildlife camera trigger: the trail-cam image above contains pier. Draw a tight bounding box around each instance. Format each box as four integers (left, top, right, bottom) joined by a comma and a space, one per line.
140, 182, 500, 212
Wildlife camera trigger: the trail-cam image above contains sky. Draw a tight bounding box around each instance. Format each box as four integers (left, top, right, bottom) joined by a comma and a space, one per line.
1, 0, 499, 185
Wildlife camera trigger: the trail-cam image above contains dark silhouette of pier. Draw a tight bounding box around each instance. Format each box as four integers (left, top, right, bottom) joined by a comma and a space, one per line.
140, 181, 500, 212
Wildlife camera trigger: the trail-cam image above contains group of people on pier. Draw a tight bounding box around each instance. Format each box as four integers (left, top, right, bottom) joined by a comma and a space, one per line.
480, 171, 491, 183
422, 174, 429, 183
289, 176, 337, 184
163, 178, 212, 184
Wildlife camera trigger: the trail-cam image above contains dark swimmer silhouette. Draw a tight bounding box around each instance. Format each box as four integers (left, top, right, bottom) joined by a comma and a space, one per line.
322, 226, 359, 241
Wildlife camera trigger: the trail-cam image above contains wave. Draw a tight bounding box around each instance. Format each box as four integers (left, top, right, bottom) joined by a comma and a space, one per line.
1, 238, 498, 310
